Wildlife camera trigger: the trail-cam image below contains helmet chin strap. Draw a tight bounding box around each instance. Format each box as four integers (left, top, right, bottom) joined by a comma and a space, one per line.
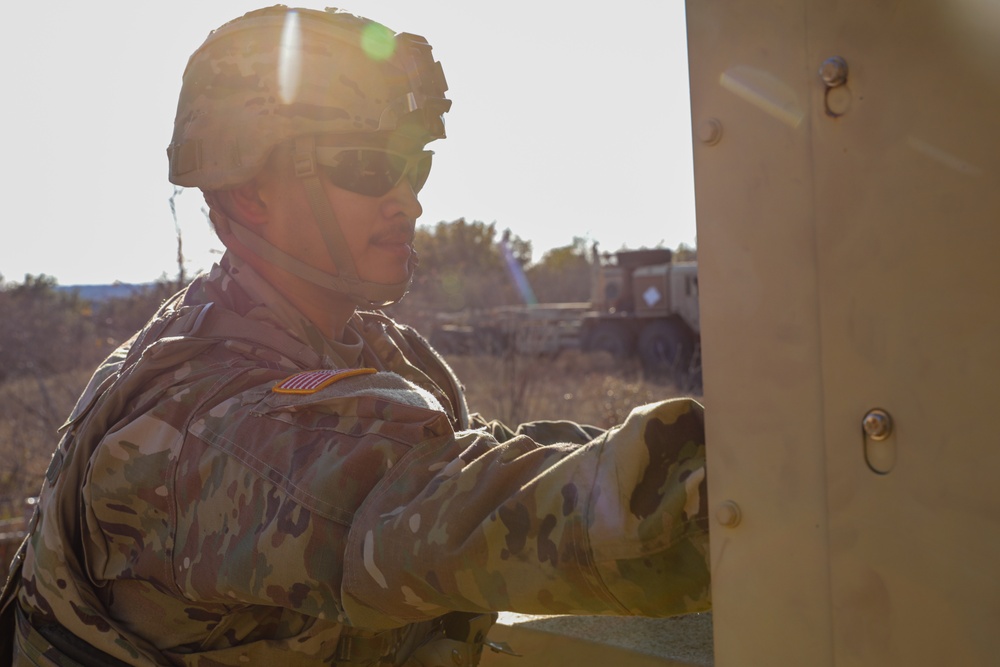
217, 214, 416, 308
207, 136, 416, 309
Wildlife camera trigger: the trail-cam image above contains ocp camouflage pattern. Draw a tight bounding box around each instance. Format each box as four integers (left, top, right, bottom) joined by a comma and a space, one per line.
343, 396, 710, 629
12, 252, 709, 665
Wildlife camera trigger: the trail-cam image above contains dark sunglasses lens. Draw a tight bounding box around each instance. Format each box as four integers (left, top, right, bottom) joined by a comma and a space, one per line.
323, 150, 395, 196
389, 151, 433, 192
323, 150, 431, 197
407, 153, 433, 193
386, 152, 432, 194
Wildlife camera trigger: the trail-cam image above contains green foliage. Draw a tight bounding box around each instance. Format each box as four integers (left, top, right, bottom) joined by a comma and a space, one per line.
674, 243, 697, 262
398, 221, 595, 315
393, 221, 696, 331
525, 237, 593, 304
394, 219, 531, 327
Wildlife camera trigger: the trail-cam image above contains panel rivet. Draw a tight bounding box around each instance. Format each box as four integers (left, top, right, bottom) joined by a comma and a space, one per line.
862, 409, 893, 441
697, 118, 723, 145
715, 500, 742, 527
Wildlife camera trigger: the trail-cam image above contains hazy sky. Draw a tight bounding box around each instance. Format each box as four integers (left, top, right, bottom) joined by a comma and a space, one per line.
1, 1, 696, 286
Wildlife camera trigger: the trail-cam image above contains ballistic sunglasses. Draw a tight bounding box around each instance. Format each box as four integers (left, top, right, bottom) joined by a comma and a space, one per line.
313, 146, 433, 197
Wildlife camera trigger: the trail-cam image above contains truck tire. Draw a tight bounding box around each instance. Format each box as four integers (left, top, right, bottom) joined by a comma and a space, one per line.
476, 327, 509, 356
638, 320, 694, 380
585, 321, 634, 360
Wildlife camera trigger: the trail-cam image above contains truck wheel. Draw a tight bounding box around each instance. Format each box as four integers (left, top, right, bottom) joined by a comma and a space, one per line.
585, 322, 634, 360
479, 328, 510, 356
638, 320, 694, 380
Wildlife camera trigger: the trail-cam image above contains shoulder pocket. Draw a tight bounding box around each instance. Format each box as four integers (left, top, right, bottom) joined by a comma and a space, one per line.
190, 371, 453, 525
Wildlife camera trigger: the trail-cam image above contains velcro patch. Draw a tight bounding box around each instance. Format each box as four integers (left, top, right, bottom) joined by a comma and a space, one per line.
272, 368, 377, 394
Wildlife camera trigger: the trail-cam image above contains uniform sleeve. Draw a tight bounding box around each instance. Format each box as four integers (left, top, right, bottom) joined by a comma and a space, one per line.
470, 413, 605, 445
342, 398, 710, 630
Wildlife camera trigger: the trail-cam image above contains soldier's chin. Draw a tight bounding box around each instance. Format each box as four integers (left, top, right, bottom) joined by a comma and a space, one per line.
367, 247, 413, 279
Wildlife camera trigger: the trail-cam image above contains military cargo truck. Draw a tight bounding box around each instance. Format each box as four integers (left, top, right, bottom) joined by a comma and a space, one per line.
430, 248, 701, 384
581, 248, 699, 380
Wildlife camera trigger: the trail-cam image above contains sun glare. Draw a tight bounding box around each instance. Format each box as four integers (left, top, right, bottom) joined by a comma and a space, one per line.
278, 11, 302, 104
360, 22, 395, 61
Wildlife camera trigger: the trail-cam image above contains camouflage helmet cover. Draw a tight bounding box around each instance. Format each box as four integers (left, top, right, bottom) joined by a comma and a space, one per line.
168, 5, 451, 190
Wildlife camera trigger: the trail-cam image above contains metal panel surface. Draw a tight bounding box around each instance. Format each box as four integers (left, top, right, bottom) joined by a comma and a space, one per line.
687, 1, 1000, 666
808, 3, 1000, 665
686, 1, 834, 665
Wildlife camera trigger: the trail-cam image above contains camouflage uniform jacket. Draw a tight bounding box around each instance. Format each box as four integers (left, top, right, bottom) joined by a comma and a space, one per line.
13, 254, 710, 665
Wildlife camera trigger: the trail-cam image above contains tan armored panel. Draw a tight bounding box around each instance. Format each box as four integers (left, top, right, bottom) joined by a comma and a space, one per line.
687, 1, 1000, 666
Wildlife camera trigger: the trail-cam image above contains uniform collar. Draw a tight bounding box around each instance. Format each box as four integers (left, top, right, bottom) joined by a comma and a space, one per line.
202, 252, 365, 368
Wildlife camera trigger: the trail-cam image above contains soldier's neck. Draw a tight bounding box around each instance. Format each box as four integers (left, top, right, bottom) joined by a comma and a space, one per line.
279, 281, 356, 342
236, 250, 356, 341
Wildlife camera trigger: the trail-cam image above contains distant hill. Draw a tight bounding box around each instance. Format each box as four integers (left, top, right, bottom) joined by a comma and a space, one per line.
56, 283, 154, 302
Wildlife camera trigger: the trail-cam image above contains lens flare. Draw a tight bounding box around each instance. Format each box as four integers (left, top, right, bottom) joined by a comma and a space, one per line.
500, 235, 538, 306
278, 11, 302, 104
361, 22, 396, 61
719, 65, 803, 129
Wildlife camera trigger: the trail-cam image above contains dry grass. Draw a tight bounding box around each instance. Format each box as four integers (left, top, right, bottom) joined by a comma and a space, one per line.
445, 349, 695, 429
0, 368, 94, 519
0, 351, 697, 519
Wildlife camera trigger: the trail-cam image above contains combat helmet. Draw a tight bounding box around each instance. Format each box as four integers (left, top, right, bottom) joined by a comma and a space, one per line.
167, 5, 451, 307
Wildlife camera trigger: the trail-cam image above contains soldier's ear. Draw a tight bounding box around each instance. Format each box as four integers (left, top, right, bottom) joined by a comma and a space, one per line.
224, 181, 269, 227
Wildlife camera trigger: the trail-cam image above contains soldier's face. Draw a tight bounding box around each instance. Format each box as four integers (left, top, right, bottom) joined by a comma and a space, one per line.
255, 138, 424, 287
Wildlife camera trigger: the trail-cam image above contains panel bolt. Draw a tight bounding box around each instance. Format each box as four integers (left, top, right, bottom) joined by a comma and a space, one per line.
862, 409, 893, 441
819, 56, 849, 87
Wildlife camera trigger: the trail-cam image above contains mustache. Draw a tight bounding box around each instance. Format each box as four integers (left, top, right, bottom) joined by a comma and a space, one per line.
370, 222, 415, 244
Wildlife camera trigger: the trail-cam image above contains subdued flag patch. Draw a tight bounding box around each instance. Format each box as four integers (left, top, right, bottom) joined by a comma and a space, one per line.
272, 368, 377, 394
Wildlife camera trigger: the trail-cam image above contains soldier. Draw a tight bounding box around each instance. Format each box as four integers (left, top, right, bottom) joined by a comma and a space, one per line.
1, 6, 710, 666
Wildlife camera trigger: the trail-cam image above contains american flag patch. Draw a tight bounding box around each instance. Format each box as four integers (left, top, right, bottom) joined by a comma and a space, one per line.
272, 368, 377, 394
